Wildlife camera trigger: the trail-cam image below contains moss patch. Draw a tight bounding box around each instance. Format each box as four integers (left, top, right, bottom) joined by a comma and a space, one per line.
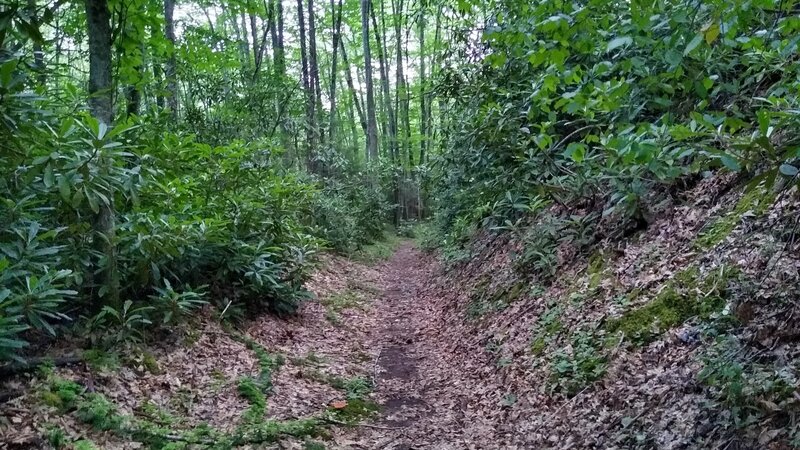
606, 266, 735, 345
467, 279, 527, 320
695, 187, 776, 249
327, 398, 380, 424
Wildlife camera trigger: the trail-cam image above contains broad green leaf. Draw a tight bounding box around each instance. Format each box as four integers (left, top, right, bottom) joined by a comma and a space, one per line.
684, 34, 703, 56
607, 36, 633, 52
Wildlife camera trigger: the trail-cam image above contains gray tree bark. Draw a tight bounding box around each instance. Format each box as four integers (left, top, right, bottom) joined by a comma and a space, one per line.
361, 0, 379, 161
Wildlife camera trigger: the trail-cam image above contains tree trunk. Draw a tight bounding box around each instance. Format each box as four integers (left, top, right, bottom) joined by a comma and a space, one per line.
276, 0, 285, 74
418, 0, 428, 166
297, 0, 315, 167
340, 40, 366, 136
361, 0, 379, 161
307, 0, 323, 146
268, 0, 283, 74
153, 63, 165, 108
369, 0, 396, 160
85, 0, 118, 306
392, 0, 408, 164
163, 0, 179, 116
328, 0, 343, 143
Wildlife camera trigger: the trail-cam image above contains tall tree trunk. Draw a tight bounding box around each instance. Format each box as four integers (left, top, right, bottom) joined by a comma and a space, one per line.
163, 0, 179, 116
276, 0, 285, 73
85, 0, 118, 306
240, 10, 251, 67
369, 0, 395, 160
328, 0, 343, 143
307, 0, 323, 146
268, 0, 282, 74
392, 0, 408, 164
418, 0, 428, 166
340, 40, 366, 136
361, 0, 379, 161
153, 63, 165, 108
297, 0, 315, 167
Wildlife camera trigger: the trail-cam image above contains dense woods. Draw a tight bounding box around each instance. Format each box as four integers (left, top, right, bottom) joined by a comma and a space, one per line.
1, 0, 444, 357
3, 0, 800, 447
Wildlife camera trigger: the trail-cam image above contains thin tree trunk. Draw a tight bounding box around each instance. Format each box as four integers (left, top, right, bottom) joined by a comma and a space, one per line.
276, 0, 285, 73
328, 0, 343, 143
392, 0, 408, 163
163, 0, 179, 116
418, 0, 428, 166
340, 40, 366, 135
153, 63, 164, 108
268, 0, 282, 74
361, 0, 379, 161
85, 0, 118, 306
297, 0, 315, 167
307, 0, 323, 146
369, 0, 395, 160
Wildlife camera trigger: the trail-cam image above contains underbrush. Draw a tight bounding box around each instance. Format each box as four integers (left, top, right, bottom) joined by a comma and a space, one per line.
0, 81, 396, 363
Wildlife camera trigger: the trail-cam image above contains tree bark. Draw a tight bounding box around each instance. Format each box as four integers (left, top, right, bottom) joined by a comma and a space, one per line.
369, 0, 396, 160
85, 0, 118, 306
163, 0, 179, 116
339, 39, 366, 136
297, 0, 315, 165
361, 0, 379, 161
307, 0, 323, 145
328, 0, 343, 143
418, 0, 428, 166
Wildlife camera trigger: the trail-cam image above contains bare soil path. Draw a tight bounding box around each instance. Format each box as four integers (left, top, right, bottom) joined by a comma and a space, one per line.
338, 241, 479, 450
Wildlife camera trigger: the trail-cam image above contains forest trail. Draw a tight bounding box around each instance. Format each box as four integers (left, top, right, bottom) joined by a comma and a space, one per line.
341, 242, 446, 449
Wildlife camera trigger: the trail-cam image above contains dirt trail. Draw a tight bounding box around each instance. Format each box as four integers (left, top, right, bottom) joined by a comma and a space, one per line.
342, 242, 475, 449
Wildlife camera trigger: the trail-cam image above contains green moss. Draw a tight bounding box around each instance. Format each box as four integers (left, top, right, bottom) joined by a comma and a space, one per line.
41, 378, 83, 410
695, 187, 776, 249
76, 393, 125, 431
587, 250, 608, 289
304, 440, 327, 450
321, 288, 371, 325
83, 349, 120, 371
467, 279, 527, 320
73, 440, 99, 450
328, 398, 379, 423
44, 424, 68, 449
140, 351, 161, 375
606, 266, 735, 345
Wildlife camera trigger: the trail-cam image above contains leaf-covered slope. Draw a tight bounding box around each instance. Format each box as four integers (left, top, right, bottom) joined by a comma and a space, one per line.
422, 173, 800, 448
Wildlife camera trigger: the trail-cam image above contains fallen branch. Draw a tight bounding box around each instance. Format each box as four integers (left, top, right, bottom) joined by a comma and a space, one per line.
0, 355, 83, 377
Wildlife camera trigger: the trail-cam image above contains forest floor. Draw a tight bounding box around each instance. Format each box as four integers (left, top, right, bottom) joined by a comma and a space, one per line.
6, 173, 799, 450
1, 240, 477, 449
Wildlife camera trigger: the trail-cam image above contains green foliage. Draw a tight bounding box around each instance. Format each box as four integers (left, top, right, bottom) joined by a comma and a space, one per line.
75, 393, 124, 431
548, 329, 608, 396
350, 230, 402, 264
467, 278, 526, 320
432, 0, 800, 258
699, 336, 800, 442
530, 303, 564, 355
606, 266, 734, 345
44, 424, 68, 449
42, 378, 83, 410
